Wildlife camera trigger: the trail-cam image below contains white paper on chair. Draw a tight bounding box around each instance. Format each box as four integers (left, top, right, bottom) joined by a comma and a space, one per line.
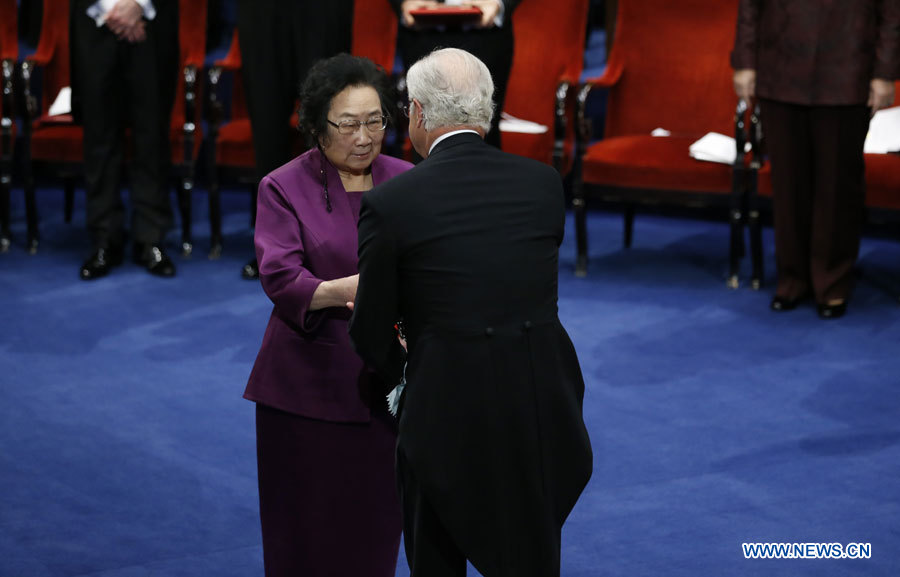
689, 132, 743, 164
864, 106, 900, 154
48, 87, 72, 116
499, 112, 548, 134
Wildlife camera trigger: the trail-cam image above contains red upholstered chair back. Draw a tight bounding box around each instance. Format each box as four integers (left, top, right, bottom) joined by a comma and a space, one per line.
351, 0, 397, 72
502, 0, 589, 167
602, 0, 738, 139
33, 0, 71, 114
0, 0, 17, 60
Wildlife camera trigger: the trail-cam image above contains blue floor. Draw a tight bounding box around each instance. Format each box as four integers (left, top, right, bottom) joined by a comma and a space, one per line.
2, 187, 900, 576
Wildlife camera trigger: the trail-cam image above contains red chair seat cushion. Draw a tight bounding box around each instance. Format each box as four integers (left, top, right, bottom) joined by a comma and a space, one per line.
30, 122, 84, 164
864, 153, 900, 211
583, 134, 733, 194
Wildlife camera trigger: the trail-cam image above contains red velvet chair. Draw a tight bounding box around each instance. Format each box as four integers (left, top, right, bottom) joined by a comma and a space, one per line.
501, 0, 589, 173
752, 81, 900, 289
20, 0, 206, 254
572, 0, 750, 284
0, 0, 17, 252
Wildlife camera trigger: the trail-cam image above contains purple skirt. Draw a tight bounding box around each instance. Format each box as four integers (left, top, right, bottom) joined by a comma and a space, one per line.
255, 402, 402, 577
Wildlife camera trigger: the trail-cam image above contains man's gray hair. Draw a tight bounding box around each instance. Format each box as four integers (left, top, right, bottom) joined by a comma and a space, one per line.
406, 48, 495, 133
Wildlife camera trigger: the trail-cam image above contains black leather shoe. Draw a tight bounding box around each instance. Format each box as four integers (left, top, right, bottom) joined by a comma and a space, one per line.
133, 244, 176, 277
80, 247, 123, 280
241, 257, 259, 280
817, 301, 847, 320
770, 294, 807, 312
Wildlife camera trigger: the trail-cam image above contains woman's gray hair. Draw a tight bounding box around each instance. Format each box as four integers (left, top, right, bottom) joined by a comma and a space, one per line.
406, 48, 495, 133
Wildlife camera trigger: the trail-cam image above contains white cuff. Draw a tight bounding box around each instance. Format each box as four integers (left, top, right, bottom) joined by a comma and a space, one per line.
493, 0, 505, 28
132, 0, 156, 20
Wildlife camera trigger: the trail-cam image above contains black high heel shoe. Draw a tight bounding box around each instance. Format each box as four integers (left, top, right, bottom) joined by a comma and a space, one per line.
817, 301, 847, 320
770, 294, 807, 312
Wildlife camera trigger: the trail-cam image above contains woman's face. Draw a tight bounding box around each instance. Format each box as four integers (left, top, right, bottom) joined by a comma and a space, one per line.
320, 85, 385, 176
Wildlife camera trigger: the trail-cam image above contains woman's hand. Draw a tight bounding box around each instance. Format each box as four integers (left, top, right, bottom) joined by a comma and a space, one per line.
868, 78, 895, 115
310, 274, 359, 311
733, 69, 756, 103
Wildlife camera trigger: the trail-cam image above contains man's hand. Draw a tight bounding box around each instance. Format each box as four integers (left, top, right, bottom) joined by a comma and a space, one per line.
868, 78, 895, 115
733, 68, 756, 102
399, 0, 441, 27
465, 0, 502, 28
106, 0, 146, 43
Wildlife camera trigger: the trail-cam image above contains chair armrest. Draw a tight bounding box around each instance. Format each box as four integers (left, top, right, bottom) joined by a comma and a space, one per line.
581, 55, 624, 89
733, 98, 749, 167
20, 60, 39, 121
206, 65, 225, 136
25, 35, 56, 68
748, 101, 763, 169
2, 59, 13, 164
182, 64, 198, 164
552, 81, 571, 173
1, 59, 13, 119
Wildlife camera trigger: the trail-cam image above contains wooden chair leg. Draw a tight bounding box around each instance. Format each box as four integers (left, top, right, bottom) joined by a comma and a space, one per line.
208, 172, 222, 259
0, 172, 9, 252
623, 203, 634, 249
178, 177, 193, 257
24, 180, 39, 254
64, 177, 75, 223
572, 191, 588, 277
748, 185, 763, 290
727, 205, 742, 289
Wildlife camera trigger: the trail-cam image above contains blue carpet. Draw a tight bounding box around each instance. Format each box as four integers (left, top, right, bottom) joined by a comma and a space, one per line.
2, 187, 900, 576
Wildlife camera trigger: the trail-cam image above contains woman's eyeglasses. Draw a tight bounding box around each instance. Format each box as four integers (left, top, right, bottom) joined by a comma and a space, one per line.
326, 115, 388, 135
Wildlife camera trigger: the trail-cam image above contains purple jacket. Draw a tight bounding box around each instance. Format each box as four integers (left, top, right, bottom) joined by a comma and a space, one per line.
244, 148, 413, 422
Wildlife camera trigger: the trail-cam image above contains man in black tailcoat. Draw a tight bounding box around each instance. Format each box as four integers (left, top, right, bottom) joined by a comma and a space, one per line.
349, 47, 593, 577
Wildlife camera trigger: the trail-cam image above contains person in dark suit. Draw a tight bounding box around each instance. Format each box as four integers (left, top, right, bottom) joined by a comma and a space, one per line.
236, 0, 354, 279
732, 0, 900, 319
72, 0, 179, 279
349, 48, 593, 577
389, 0, 520, 150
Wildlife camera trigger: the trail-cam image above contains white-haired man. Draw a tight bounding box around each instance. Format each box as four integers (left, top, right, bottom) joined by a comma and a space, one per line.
349, 48, 593, 577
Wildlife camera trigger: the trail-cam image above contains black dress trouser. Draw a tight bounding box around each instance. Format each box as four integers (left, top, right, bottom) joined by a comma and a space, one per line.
71, 1, 177, 249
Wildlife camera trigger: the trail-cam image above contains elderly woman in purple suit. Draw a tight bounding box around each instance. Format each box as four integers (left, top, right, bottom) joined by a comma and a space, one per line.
244, 54, 413, 576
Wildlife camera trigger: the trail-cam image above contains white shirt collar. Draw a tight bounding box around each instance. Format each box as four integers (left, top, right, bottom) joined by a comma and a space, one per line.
428, 129, 481, 155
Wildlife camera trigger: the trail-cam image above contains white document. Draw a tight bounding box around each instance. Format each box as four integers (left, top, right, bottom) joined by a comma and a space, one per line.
689, 132, 741, 164
48, 87, 72, 116
499, 112, 548, 134
864, 106, 900, 154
